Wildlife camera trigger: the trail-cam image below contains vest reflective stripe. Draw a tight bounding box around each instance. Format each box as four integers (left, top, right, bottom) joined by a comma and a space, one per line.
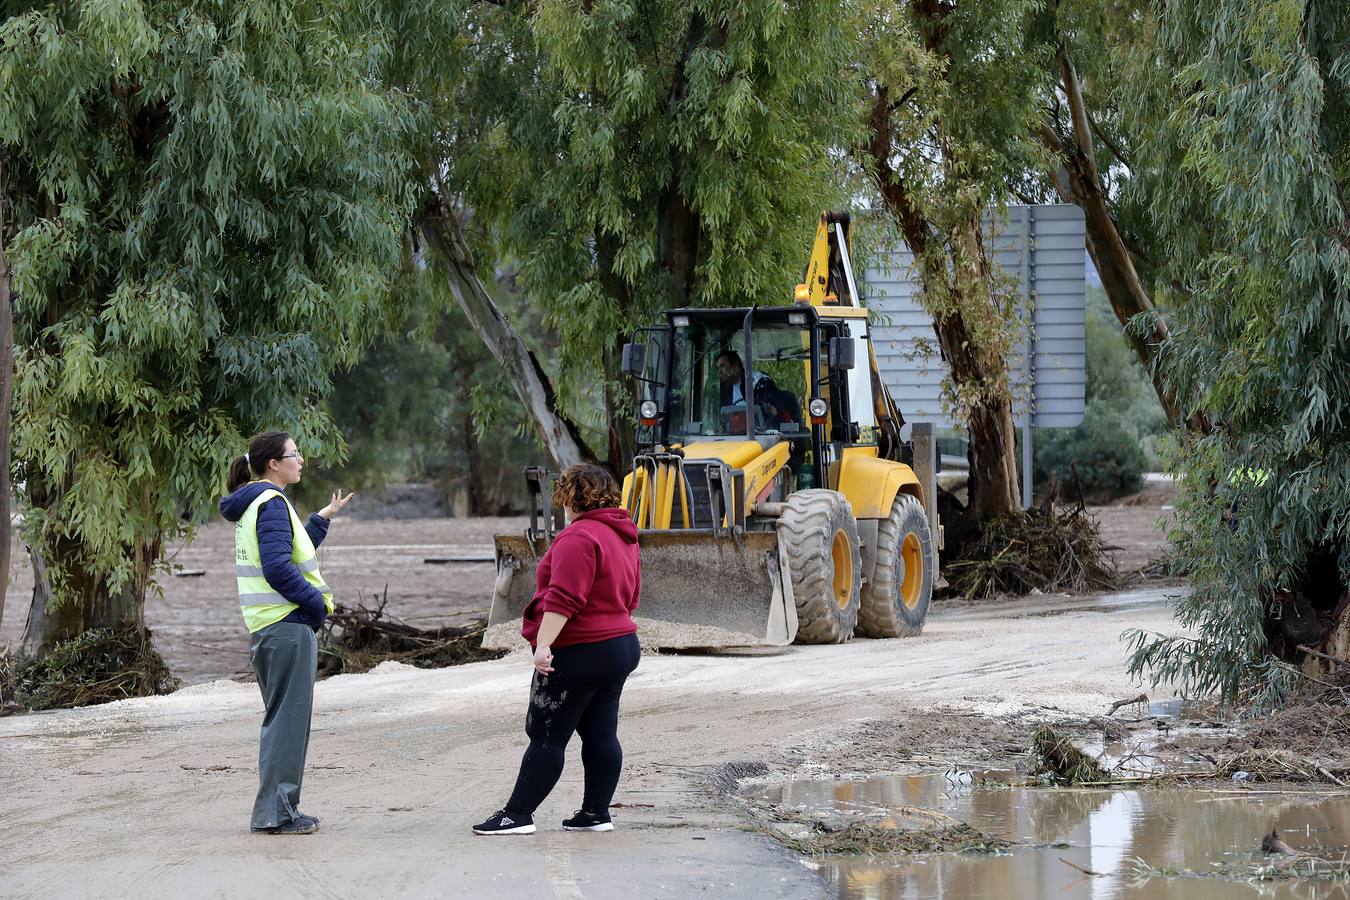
234, 487, 335, 633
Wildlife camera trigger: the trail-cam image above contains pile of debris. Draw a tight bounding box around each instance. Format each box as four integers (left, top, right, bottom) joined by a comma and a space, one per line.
317, 597, 505, 678
0, 626, 178, 712
1028, 724, 1111, 784
1221, 665, 1350, 773
944, 499, 1118, 601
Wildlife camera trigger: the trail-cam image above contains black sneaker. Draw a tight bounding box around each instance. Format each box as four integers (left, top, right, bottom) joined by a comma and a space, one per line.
295, 814, 320, 829
472, 809, 535, 835
251, 817, 319, 835
562, 809, 613, 832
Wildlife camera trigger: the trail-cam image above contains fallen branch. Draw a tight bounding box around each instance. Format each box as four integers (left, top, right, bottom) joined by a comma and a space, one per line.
317, 596, 504, 677
1108, 693, 1149, 715
1058, 857, 1106, 877
1298, 644, 1350, 667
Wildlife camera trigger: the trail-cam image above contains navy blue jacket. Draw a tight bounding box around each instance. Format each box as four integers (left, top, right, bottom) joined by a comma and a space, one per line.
220, 482, 331, 628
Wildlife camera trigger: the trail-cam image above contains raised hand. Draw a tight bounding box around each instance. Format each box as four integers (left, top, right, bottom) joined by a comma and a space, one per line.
319, 488, 356, 520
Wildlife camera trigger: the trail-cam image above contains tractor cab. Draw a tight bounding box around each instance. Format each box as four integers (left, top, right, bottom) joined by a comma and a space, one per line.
626, 304, 879, 495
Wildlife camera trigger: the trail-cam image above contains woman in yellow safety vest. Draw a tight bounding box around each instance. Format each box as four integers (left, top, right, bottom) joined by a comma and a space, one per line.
219, 430, 353, 835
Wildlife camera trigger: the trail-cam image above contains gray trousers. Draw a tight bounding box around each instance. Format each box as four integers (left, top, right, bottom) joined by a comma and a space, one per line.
249, 621, 318, 828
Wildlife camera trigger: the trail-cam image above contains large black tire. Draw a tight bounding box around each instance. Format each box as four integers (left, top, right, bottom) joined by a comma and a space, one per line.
776, 490, 861, 644
857, 493, 933, 637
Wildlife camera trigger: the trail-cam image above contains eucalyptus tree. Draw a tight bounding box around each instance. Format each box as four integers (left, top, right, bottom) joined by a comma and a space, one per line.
408, 0, 859, 471
1, 2, 413, 655
1124, 0, 1350, 706
1033, 0, 1210, 433
859, 0, 1050, 523
1, 149, 12, 628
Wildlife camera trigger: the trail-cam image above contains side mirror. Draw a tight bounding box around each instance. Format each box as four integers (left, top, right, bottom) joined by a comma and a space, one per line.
620, 342, 645, 378
828, 336, 855, 370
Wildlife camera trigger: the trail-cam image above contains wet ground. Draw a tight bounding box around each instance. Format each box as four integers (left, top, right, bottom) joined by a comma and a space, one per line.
752, 769, 1350, 898
742, 696, 1350, 899
2, 579, 1192, 899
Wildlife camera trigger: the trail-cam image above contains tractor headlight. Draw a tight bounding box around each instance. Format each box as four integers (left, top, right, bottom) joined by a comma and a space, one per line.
639, 400, 659, 420
808, 398, 828, 418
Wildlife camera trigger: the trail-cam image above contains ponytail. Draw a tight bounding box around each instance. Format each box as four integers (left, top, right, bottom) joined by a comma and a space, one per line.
226, 430, 293, 493
226, 456, 253, 493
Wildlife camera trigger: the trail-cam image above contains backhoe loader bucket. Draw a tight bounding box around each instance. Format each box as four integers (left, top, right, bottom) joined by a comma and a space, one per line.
484, 530, 798, 650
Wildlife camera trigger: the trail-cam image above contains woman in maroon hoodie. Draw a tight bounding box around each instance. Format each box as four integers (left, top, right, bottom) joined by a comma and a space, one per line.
473, 464, 641, 835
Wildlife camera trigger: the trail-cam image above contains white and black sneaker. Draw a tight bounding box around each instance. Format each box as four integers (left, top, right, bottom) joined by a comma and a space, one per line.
562, 809, 613, 832
472, 809, 536, 835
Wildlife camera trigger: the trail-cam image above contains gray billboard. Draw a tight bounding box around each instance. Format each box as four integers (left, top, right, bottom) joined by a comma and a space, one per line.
865, 203, 1087, 430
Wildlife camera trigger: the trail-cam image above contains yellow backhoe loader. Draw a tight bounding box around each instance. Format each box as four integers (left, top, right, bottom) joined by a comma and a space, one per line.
485, 211, 940, 649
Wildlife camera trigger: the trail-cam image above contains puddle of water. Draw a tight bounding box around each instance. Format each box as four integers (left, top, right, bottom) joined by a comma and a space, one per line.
753, 773, 1350, 899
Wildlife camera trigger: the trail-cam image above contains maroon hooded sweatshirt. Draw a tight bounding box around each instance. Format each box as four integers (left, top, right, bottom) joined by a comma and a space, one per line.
521, 507, 641, 648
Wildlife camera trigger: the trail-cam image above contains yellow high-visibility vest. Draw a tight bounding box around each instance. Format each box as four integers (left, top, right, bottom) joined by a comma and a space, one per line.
234, 487, 334, 633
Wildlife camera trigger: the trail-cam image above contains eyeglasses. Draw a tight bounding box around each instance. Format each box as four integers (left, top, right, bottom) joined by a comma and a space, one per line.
279, 452, 302, 460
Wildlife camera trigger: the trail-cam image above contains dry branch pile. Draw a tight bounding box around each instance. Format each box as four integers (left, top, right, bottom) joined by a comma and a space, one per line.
317, 598, 505, 677
0, 627, 178, 711
944, 501, 1118, 601
1028, 724, 1110, 784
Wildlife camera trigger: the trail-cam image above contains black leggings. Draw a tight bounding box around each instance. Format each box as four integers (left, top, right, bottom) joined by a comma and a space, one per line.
505, 633, 641, 817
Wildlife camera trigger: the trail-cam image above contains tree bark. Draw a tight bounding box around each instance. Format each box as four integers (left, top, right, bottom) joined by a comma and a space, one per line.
1039, 51, 1212, 434
21, 546, 147, 655
0, 151, 12, 633
417, 189, 598, 473
866, 84, 1023, 522
20, 476, 150, 655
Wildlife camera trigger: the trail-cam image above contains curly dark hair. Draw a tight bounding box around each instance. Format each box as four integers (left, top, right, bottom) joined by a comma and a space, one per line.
553, 463, 622, 513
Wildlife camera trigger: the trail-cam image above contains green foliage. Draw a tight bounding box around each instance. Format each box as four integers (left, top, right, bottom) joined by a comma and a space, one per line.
1124, 0, 1350, 708
1035, 287, 1165, 498
1083, 300, 1167, 454
301, 269, 547, 514
1036, 398, 1146, 499
859, 0, 1054, 423
1, 2, 414, 622
427, 0, 860, 412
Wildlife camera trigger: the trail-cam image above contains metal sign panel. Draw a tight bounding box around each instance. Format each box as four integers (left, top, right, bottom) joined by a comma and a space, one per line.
865, 204, 1087, 429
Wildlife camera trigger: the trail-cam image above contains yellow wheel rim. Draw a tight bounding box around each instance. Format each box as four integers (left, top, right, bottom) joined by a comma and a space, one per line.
831, 528, 854, 610
900, 533, 924, 608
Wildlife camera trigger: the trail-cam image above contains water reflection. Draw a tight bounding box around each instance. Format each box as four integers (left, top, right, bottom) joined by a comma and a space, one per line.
754, 773, 1350, 899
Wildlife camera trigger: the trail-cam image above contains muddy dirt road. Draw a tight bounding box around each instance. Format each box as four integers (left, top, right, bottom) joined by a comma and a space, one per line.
0, 586, 1182, 899
0, 504, 1170, 685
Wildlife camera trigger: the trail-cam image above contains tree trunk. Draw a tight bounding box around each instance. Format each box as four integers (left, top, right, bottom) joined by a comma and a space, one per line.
418, 189, 598, 472
0, 151, 12, 632
866, 85, 1022, 522
1038, 51, 1211, 434
923, 243, 1023, 520
593, 233, 638, 475
21, 547, 146, 655
601, 335, 637, 476
463, 405, 484, 516
21, 473, 154, 654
